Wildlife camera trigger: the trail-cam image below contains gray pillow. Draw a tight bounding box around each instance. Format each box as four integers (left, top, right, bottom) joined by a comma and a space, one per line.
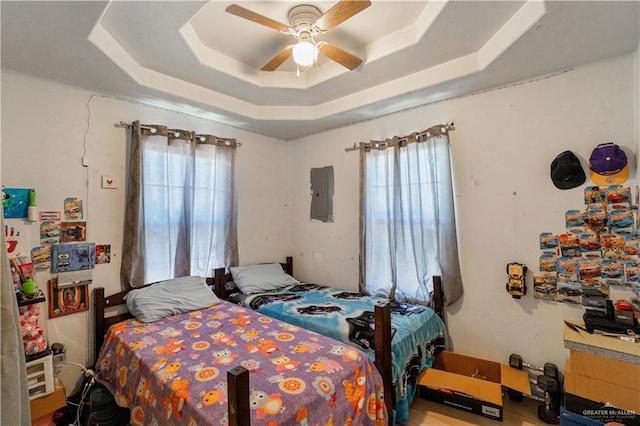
230, 263, 299, 294
125, 276, 219, 323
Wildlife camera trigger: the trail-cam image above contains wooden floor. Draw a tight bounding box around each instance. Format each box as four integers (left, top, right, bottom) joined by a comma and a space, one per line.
407, 395, 548, 425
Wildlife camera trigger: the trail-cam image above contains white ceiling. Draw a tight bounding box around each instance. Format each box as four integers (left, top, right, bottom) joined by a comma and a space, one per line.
2, 1, 638, 140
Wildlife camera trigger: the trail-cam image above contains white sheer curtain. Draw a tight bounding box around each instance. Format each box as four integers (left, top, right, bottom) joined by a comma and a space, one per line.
361, 125, 463, 305
121, 122, 238, 287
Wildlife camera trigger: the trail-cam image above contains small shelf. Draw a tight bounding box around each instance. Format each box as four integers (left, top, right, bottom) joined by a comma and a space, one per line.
17, 289, 46, 307
25, 347, 51, 363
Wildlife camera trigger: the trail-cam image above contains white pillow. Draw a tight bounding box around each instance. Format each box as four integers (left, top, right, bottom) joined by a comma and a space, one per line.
230, 263, 299, 294
125, 276, 219, 323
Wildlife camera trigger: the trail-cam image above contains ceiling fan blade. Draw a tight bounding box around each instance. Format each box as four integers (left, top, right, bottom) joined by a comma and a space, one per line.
261, 45, 293, 71
318, 42, 363, 70
315, 0, 371, 31
225, 4, 290, 33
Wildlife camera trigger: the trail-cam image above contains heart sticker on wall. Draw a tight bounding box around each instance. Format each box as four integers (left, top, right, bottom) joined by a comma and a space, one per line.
101, 175, 117, 189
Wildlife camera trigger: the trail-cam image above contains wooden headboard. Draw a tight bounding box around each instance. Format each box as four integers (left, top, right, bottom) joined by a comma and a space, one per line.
94, 286, 136, 364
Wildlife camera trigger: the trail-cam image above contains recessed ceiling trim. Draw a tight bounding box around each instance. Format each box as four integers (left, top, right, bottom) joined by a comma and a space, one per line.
88, 22, 261, 116
95, 15, 485, 123
362, 0, 453, 66
88, 1, 549, 123
183, 2, 450, 88
415, 0, 450, 40
263, 52, 482, 121
312, 52, 481, 119
478, 0, 546, 69
179, 22, 270, 85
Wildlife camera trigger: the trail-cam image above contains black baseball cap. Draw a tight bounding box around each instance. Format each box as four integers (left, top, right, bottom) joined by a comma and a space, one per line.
550, 150, 586, 189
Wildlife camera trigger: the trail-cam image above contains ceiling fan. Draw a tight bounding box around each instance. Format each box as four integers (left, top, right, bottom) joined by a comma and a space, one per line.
225, 1, 371, 72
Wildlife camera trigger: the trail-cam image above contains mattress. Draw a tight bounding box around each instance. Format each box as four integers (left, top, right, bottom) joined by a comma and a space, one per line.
96, 300, 388, 425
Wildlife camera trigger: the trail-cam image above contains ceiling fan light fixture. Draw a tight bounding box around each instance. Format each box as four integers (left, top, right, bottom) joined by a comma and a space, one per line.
292, 40, 318, 67
226, 2, 371, 72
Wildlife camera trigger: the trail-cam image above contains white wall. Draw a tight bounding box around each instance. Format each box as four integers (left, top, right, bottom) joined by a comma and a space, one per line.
3, 51, 638, 392
289, 53, 638, 371
1, 70, 291, 391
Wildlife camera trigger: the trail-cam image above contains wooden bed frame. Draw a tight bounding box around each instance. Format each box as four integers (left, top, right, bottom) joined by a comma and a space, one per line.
93, 259, 443, 426
93, 286, 391, 425
212, 257, 446, 423
93, 286, 251, 426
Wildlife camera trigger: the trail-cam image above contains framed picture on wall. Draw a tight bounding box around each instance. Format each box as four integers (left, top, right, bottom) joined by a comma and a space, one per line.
47, 278, 89, 318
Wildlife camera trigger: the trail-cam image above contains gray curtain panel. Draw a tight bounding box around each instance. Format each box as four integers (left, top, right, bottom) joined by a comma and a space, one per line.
121, 121, 238, 288
360, 124, 463, 306
1, 217, 31, 423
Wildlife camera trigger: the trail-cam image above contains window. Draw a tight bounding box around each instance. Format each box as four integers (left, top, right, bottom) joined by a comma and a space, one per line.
361, 126, 462, 305
121, 123, 238, 287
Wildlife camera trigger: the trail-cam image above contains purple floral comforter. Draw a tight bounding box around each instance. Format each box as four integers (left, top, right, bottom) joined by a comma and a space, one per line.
96, 301, 387, 425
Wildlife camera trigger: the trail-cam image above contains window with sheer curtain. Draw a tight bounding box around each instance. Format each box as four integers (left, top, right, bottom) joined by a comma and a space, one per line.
121, 121, 238, 288
360, 124, 463, 306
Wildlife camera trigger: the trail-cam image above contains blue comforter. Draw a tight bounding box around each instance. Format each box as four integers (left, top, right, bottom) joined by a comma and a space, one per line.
231, 283, 446, 424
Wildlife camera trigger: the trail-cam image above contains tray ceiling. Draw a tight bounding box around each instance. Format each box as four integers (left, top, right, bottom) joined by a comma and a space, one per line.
2, 1, 638, 140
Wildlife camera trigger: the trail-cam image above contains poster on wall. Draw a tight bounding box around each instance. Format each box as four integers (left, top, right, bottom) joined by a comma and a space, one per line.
2, 188, 31, 218
51, 243, 95, 272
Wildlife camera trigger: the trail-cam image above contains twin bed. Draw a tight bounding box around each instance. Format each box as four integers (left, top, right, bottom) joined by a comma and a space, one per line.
94, 258, 447, 425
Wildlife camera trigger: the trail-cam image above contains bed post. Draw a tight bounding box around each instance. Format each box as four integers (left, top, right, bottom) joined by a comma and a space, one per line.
432, 275, 445, 324
94, 287, 106, 364
284, 256, 293, 276
227, 366, 250, 426
212, 268, 226, 299
374, 304, 393, 425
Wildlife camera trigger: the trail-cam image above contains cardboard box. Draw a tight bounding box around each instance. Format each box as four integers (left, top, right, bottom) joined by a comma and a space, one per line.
30, 382, 66, 420
565, 359, 640, 413
417, 351, 530, 421
568, 350, 640, 391
563, 321, 640, 360
564, 393, 639, 426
